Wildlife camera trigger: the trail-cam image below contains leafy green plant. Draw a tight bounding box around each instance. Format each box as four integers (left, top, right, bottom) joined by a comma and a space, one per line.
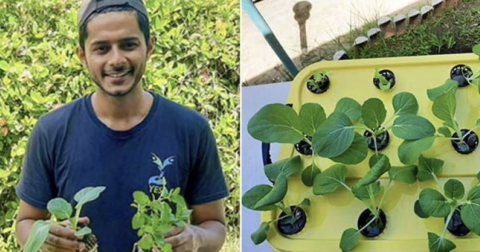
373, 68, 394, 91
414, 156, 480, 252
23, 186, 106, 252
306, 70, 329, 89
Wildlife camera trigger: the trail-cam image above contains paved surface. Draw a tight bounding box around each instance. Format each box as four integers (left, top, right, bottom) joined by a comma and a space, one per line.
241, 0, 430, 85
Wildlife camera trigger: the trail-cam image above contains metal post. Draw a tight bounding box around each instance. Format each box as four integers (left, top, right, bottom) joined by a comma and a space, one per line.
242, 0, 299, 77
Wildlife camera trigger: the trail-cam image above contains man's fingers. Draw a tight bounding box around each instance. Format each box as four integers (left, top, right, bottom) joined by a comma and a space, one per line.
164, 226, 185, 238
164, 233, 187, 248
49, 225, 77, 240
78, 217, 90, 225
44, 233, 86, 251
41, 242, 79, 252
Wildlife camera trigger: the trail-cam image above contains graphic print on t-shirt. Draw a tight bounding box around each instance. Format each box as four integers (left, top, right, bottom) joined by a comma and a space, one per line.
149, 153, 175, 195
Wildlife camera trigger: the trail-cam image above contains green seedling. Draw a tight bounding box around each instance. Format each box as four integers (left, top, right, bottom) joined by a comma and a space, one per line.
414, 157, 480, 252
131, 172, 192, 251
373, 68, 393, 91
306, 70, 330, 92
23, 186, 106, 252
312, 154, 417, 252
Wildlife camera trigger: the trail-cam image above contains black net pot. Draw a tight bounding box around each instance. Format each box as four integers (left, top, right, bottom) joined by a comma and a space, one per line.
306, 75, 330, 94
81, 233, 99, 252
294, 136, 313, 155
451, 129, 479, 155
445, 206, 470, 237
364, 130, 390, 151
357, 208, 387, 238
450, 64, 473, 87
277, 206, 307, 235
373, 69, 396, 90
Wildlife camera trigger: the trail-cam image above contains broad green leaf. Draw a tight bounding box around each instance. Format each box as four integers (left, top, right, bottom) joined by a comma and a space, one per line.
414, 200, 429, 218
388, 165, 417, 184
139, 234, 154, 250
298, 198, 311, 207
428, 232, 456, 252
251, 222, 270, 245
368, 153, 387, 168
47, 198, 72, 220
398, 137, 435, 165
473, 43, 480, 58
264, 156, 302, 182
242, 185, 276, 211
356, 155, 390, 187
75, 226, 91, 237
339, 228, 360, 252
392, 115, 435, 140
334, 98, 362, 121
330, 133, 368, 165
461, 186, 480, 235
313, 164, 348, 195
419, 188, 451, 217
74, 186, 106, 208
247, 104, 303, 143
417, 156, 444, 182
254, 173, 288, 209
313, 112, 355, 158
23, 220, 50, 252
133, 191, 150, 205
301, 163, 321, 187
132, 212, 146, 229
443, 179, 465, 200
352, 181, 380, 200
432, 89, 456, 127
362, 98, 387, 129
299, 103, 326, 136
427, 80, 458, 101
393, 92, 418, 115
438, 127, 451, 137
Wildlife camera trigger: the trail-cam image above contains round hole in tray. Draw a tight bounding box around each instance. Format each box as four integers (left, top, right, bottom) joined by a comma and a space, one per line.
364, 130, 390, 151
277, 206, 307, 235
294, 136, 313, 155
306, 74, 330, 94
445, 206, 470, 237
357, 208, 387, 238
450, 64, 473, 87
373, 69, 396, 90
451, 129, 478, 155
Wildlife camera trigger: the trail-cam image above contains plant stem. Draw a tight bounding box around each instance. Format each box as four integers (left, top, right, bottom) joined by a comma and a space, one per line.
304, 136, 312, 145
377, 180, 392, 211
72, 206, 81, 231
367, 184, 379, 218
432, 173, 443, 193
358, 215, 379, 234
441, 207, 456, 238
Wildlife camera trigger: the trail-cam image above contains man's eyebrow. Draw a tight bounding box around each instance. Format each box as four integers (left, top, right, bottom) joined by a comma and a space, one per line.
90, 37, 141, 46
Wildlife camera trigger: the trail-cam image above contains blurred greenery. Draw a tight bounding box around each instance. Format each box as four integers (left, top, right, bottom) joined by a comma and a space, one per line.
0, 0, 239, 251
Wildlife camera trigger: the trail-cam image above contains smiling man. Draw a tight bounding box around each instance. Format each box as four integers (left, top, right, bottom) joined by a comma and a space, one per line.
15, 0, 229, 251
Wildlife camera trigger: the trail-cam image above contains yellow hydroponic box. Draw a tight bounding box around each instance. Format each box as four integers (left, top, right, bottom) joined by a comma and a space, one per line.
261, 54, 480, 252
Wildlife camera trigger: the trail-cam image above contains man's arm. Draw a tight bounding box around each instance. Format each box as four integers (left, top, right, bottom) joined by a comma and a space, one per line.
164, 199, 227, 252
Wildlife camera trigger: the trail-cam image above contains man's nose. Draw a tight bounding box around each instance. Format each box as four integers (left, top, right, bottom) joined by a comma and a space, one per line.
108, 47, 127, 67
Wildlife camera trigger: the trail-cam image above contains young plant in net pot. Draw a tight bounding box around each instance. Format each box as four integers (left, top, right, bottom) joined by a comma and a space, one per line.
306, 70, 330, 94
23, 186, 106, 252
312, 154, 418, 252
373, 68, 396, 91
413, 156, 480, 252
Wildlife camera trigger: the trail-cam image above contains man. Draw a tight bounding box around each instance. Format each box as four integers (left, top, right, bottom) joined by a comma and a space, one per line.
15, 0, 229, 251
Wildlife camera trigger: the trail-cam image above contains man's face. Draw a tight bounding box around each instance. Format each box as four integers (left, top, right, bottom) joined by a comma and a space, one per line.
78, 11, 153, 97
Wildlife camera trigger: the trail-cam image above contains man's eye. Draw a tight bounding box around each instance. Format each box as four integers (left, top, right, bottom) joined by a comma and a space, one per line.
124, 43, 138, 49
95, 46, 108, 52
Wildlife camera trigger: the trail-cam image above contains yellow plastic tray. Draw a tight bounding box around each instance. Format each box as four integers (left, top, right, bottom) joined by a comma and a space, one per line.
262, 54, 480, 252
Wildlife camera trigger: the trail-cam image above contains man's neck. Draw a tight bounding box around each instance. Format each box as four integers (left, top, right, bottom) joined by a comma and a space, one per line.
91, 89, 154, 131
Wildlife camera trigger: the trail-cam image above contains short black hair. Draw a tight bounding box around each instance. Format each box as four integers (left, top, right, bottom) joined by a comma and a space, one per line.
78, 5, 150, 50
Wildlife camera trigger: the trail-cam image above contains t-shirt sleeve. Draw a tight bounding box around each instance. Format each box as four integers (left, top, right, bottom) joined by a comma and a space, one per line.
184, 122, 229, 206
16, 121, 57, 210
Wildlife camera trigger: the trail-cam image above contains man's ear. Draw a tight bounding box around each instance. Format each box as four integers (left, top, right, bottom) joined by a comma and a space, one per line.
77, 46, 87, 67
146, 37, 155, 60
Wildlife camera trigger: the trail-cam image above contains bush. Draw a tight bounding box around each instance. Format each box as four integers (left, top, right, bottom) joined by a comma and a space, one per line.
0, 0, 239, 251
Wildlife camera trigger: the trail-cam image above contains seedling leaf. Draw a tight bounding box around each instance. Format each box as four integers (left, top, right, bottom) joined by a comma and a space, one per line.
299, 103, 326, 136
388, 165, 417, 184
392, 115, 435, 140
251, 222, 270, 245
427, 79, 458, 101
352, 181, 380, 200
356, 155, 390, 187
461, 186, 480, 235
443, 179, 465, 200
334, 98, 362, 121
428, 232, 456, 252
75, 226, 91, 237
74, 186, 106, 208
339, 228, 360, 252
438, 127, 451, 137
419, 188, 450, 217
398, 137, 435, 165
414, 200, 430, 218
313, 164, 348, 195
330, 133, 368, 165
417, 156, 444, 182
362, 98, 387, 129
47, 198, 72, 220
393, 92, 418, 115
133, 191, 150, 205
432, 89, 457, 129
313, 112, 355, 158
301, 163, 321, 187
23, 220, 50, 252
264, 156, 302, 182
242, 185, 276, 211
298, 198, 311, 207
139, 234, 154, 250
254, 173, 288, 209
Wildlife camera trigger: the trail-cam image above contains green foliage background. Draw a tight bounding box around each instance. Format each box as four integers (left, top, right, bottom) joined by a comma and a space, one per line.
0, 0, 239, 251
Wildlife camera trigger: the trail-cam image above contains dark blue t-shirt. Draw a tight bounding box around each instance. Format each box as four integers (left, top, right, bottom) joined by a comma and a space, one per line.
16, 92, 229, 251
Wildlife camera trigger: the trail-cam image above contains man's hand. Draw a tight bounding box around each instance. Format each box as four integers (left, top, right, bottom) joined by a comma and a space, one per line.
164, 225, 201, 252
39, 217, 89, 252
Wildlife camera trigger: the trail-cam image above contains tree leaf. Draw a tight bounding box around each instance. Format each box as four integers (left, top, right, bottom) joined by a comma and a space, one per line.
242, 185, 277, 211
393, 92, 418, 116
392, 115, 435, 140
74, 226, 92, 237
443, 179, 465, 200
352, 181, 380, 201
299, 103, 326, 136
339, 228, 360, 252
254, 173, 288, 209
23, 220, 50, 252
356, 155, 390, 187
47, 198, 72, 221
427, 79, 458, 101
417, 156, 444, 182
419, 188, 451, 217
133, 191, 150, 205
362, 98, 387, 129
264, 156, 302, 182
251, 222, 270, 245
330, 132, 368, 165
313, 112, 355, 158
313, 164, 348, 195
432, 89, 457, 128
414, 200, 429, 218
398, 137, 435, 165
247, 104, 304, 144
438, 127, 451, 138
388, 165, 417, 184
461, 186, 480, 235
428, 232, 456, 252
301, 162, 321, 187
334, 97, 362, 121
74, 186, 106, 208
